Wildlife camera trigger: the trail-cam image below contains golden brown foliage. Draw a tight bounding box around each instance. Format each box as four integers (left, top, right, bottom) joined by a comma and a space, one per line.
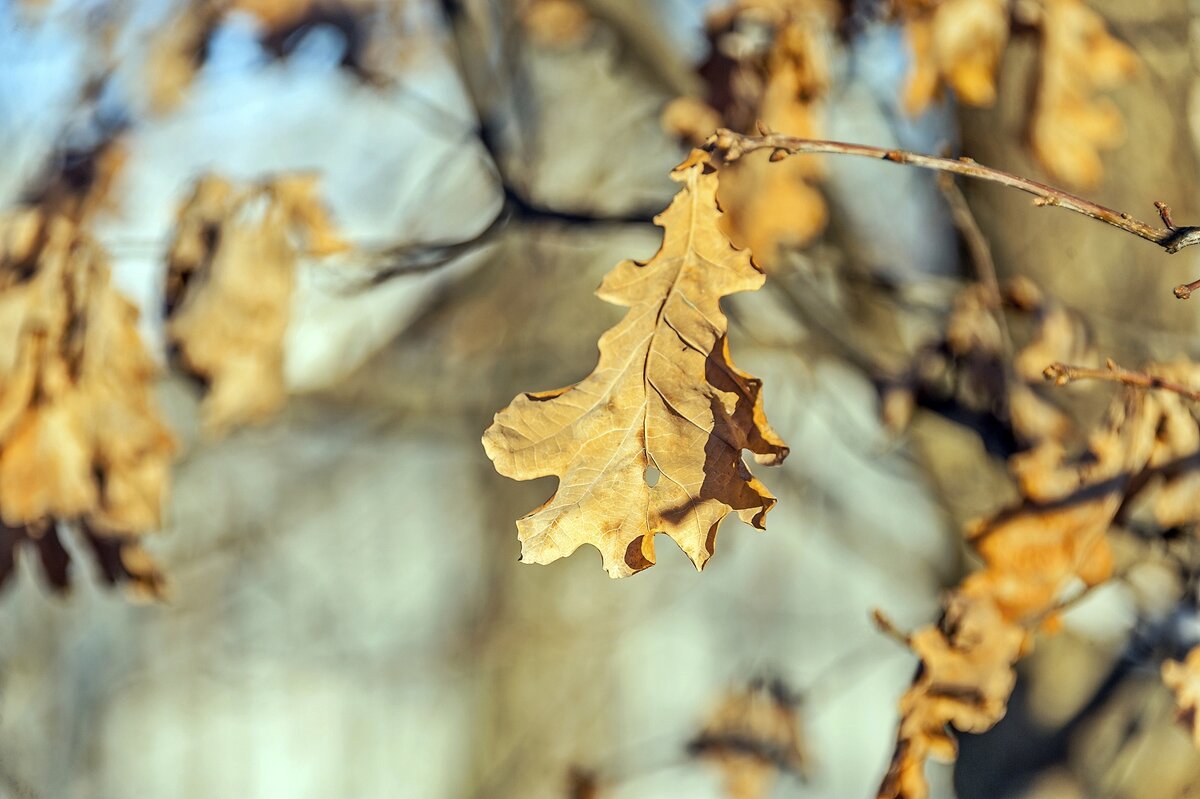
0, 209, 175, 596
144, 2, 222, 113
1028, 0, 1140, 187
664, 0, 837, 265
691, 679, 808, 799
483, 150, 787, 577
885, 278, 1083, 447
166, 174, 349, 436
879, 361, 1200, 797
896, 0, 1010, 113
878, 595, 1027, 799
30, 140, 130, 226
894, 0, 1136, 186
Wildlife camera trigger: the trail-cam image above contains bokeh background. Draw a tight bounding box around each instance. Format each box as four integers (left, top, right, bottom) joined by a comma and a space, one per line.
0, 1, 1199, 797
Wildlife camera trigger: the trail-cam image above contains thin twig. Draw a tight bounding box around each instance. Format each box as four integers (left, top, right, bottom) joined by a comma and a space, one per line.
870, 608, 911, 647
1044, 358, 1200, 401
705, 130, 1200, 296
937, 172, 1001, 299
935, 171, 1012, 354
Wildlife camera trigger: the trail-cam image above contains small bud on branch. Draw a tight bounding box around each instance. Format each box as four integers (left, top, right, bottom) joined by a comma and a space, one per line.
1044, 358, 1200, 401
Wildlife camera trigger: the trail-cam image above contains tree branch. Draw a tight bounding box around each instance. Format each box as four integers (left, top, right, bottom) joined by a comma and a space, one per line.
1044, 358, 1200, 401
936, 171, 1012, 354
704, 130, 1200, 296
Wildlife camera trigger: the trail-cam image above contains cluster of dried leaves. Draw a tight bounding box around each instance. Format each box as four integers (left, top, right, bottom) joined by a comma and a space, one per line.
0, 19, 352, 592
0, 56, 351, 598
662, 0, 838, 265
483, 149, 787, 577
0, 177, 346, 590
166, 174, 348, 436
893, 0, 1139, 186
0, 210, 174, 597
882, 276, 1087, 450
877, 279, 1200, 796
656, 0, 1135, 282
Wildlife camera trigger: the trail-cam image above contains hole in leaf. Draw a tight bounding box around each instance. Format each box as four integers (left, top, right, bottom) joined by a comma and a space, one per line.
643, 466, 661, 487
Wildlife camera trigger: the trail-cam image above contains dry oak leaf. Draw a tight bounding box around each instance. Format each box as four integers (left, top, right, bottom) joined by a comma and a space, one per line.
1029, 0, 1138, 188
1128, 361, 1200, 530
896, 0, 1011, 115
27, 138, 130, 226
889, 278, 1075, 446
166, 174, 350, 436
1008, 283, 1093, 385
879, 593, 1027, 799
1163, 645, 1200, 749
0, 210, 174, 597
894, 0, 1134, 185
0, 520, 166, 600
691, 678, 808, 799
145, 0, 397, 111
879, 379, 1162, 798
1006, 279, 1087, 445
483, 150, 788, 578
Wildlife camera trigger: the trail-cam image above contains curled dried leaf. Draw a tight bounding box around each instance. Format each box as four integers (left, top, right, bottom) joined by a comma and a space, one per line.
674, 0, 838, 265
144, 4, 222, 113
0, 210, 174, 595
897, 0, 1010, 114
973, 385, 1157, 617
166, 174, 349, 436
1010, 299, 1092, 385
691, 678, 808, 799
879, 594, 1026, 799
1137, 362, 1200, 529
894, 0, 1135, 185
1029, 0, 1138, 187
145, 0, 402, 110
483, 150, 788, 577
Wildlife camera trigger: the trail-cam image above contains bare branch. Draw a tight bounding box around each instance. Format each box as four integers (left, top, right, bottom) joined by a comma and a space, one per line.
1044, 358, 1200, 402
705, 130, 1200, 297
